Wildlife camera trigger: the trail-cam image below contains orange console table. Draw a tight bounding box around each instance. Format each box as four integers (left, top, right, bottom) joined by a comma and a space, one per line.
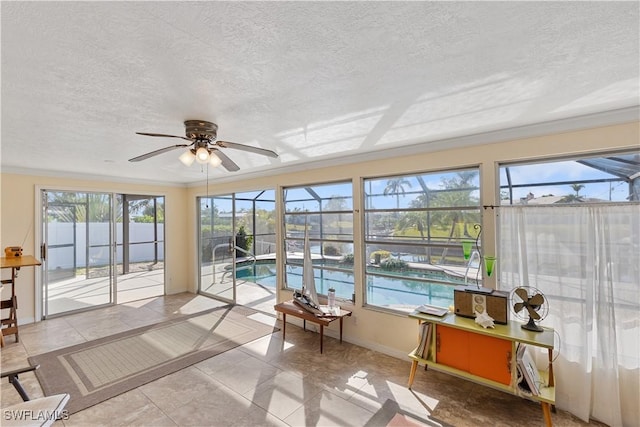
407, 311, 556, 426
1, 255, 41, 347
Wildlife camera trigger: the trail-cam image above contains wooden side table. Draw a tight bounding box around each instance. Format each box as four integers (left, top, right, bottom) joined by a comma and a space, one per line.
1, 255, 42, 347
274, 300, 352, 353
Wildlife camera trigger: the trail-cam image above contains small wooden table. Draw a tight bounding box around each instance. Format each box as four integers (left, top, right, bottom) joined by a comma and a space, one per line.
1, 255, 42, 347
274, 300, 351, 353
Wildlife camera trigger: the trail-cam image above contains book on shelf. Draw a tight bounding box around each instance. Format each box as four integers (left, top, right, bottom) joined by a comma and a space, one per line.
416, 322, 433, 360
516, 344, 542, 395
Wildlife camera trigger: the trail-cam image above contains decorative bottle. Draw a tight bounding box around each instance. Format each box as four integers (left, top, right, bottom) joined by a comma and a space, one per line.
327, 288, 336, 308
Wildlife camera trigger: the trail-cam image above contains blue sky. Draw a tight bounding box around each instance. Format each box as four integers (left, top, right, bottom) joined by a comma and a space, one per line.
500, 160, 631, 202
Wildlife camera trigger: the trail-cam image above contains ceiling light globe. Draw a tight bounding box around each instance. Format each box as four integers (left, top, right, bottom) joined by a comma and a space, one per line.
209, 152, 222, 167
179, 150, 196, 166
195, 147, 210, 164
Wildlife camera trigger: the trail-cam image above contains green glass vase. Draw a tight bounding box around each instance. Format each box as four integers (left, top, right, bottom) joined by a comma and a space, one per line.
484, 256, 496, 277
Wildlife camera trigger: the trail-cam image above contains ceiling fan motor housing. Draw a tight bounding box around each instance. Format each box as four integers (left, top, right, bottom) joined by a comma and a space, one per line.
184, 120, 217, 141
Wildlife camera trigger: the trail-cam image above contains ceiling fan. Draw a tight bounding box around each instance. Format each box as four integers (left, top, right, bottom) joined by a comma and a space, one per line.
129, 120, 278, 172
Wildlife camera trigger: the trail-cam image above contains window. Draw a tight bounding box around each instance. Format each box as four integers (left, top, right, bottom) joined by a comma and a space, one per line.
283, 182, 354, 300
498, 151, 639, 426
363, 169, 481, 311
500, 152, 639, 205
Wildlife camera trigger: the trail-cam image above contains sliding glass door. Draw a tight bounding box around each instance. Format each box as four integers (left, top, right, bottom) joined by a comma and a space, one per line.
197, 189, 277, 309
41, 190, 165, 318
42, 190, 114, 317
116, 195, 165, 304
198, 194, 236, 302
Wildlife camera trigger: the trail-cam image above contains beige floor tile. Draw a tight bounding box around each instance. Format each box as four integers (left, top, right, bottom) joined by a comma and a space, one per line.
199, 351, 282, 395
63, 389, 176, 427
347, 372, 439, 415
283, 389, 376, 427
139, 366, 227, 414
242, 371, 324, 420
163, 385, 283, 427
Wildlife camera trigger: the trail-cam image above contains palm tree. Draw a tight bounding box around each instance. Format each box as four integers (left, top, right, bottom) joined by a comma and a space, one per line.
571, 183, 585, 197
384, 178, 412, 209
431, 171, 479, 263
560, 183, 586, 203
397, 210, 432, 262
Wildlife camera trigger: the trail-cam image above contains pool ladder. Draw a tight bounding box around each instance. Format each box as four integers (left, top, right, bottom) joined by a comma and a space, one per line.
212, 243, 257, 283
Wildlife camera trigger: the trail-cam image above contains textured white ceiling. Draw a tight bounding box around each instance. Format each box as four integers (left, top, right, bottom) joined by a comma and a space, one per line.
2, 2, 639, 185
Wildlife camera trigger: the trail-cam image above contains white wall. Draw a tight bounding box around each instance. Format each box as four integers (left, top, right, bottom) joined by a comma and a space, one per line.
46, 222, 165, 268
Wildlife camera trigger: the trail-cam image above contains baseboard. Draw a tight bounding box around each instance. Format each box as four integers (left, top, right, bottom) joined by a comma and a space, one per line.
281, 315, 408, 361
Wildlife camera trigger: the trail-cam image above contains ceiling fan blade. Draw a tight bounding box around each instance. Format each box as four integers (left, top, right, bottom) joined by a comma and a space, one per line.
526, 304, 541, 320
212, 149, 240, 172
129, 145, 189, 162
136, 132, 193, 142
215, 141, 279, 158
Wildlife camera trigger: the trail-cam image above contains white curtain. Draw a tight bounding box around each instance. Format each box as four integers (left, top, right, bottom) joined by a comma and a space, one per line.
499, 204, 640, 427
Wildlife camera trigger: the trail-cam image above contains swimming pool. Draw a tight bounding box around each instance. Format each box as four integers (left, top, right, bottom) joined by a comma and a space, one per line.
235, 260, 463, 308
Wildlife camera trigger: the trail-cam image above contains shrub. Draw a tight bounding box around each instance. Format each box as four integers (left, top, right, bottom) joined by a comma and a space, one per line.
340, 253, 354, 264
324, 245, 341, 256
380, 257, 408, 271
235, 225, 253, 257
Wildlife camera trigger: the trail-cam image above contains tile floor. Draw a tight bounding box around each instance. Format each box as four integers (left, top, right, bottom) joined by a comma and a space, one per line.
1, 293, 606, 427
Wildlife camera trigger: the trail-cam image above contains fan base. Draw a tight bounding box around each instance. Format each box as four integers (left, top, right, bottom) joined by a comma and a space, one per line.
184, 120, 218, 140
521, 317, 544, 332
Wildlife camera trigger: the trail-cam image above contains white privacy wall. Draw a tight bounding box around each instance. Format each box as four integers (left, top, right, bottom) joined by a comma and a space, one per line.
46, 222, 164, 269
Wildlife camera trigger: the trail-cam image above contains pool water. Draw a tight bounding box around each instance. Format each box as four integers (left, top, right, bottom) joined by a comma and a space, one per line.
235, 261, 461, 308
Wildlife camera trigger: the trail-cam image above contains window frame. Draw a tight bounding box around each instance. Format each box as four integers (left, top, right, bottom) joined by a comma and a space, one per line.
362, 167, 482, 313
282, 180, 355, 300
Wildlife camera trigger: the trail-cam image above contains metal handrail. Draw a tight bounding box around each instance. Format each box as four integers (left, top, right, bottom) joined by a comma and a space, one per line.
212, 243, 256, 283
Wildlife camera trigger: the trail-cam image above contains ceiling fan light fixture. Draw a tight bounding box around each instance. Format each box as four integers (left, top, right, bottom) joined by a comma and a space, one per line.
195, 147, 210, 164
131, 120, 278, 173
179, 150, 196, 166
209, 152, 222, 167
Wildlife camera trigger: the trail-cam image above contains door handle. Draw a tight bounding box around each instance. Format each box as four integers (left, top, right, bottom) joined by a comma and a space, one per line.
41, 244, 47, 260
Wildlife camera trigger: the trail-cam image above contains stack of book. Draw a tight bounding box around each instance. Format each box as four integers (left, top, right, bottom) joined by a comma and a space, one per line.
516, 344, 543, 395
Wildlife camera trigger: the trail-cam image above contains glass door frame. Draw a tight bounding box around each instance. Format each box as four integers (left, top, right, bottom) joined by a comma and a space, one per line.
197, 194, 237, 304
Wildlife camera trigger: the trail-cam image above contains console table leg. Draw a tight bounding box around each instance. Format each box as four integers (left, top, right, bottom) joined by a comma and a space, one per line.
541, 402, 553, 427
339, 317, 344, 343
320, 325, 324, 354
408, 359, 418, 389
282, 313, 286, 340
